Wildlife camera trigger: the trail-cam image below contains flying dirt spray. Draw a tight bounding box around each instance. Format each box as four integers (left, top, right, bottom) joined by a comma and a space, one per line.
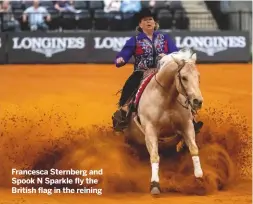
0, 103, 251, 195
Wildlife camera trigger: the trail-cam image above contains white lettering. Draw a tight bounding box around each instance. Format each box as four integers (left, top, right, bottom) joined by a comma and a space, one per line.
12, 37, 85, 58
94, 37, 130, 52
175, 36, 246, 56
12, 178, 35, 185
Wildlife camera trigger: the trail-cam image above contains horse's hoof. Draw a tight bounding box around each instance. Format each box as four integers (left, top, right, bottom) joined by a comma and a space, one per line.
150, 181, 161, 195
151, 187, 160, 195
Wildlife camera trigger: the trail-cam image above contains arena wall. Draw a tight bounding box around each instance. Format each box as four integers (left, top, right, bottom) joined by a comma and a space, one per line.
0, 30, 251, 64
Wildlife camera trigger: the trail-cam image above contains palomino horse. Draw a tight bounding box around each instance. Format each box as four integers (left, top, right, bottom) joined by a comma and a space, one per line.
123, 48, 204, 195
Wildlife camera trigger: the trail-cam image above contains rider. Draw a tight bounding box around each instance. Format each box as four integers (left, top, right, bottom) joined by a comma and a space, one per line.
113, 8, 203, 133
115, 8, 178, 112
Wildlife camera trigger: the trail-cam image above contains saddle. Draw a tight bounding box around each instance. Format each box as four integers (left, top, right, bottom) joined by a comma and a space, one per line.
112, 68, 158, 132
131, 69, 158, 112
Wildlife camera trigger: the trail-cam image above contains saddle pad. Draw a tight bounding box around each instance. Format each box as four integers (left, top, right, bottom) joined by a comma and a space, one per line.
134, 72, 156, 106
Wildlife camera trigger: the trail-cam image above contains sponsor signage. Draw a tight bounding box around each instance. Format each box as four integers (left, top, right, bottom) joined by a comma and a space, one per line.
4, 31, 251, 64
169, 31, 250, 62
7, 32, 89, 63
89, 32, 134, 63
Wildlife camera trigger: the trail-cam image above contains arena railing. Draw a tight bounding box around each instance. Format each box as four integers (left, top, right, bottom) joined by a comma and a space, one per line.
0, 10, 251, 32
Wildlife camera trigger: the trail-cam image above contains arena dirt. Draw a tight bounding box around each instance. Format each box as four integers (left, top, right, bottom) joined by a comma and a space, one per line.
0, 64, 251, 204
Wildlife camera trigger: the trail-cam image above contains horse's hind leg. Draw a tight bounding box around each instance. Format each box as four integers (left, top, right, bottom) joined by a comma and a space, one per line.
183, 120, 203, 178
145, 124, 161, 195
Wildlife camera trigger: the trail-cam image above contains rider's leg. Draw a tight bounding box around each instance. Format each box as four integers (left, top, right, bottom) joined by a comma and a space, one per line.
121, 105, 129, 112
118, 71, 144, 112
113, 71, 144, 129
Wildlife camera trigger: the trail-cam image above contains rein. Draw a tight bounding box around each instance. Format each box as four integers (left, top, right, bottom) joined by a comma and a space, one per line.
154, 59, 196, 114
177, 65, 197, 114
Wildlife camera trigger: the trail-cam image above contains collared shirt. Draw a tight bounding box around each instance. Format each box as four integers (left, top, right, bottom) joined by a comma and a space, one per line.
115, 31, 178, 70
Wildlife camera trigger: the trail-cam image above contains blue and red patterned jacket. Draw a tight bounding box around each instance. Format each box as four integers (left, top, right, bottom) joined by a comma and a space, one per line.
115, 31, 178, 70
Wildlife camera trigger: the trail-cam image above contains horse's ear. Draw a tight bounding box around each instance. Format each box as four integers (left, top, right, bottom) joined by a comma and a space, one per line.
191, 53, 197, 62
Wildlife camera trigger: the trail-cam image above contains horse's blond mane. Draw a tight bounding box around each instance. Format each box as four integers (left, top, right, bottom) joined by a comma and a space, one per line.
159, 48, 197, 70
173, 48, 195, 61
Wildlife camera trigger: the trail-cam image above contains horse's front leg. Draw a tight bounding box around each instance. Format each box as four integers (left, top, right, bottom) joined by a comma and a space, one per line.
183, 120, 203, 178
145, 123, 161, 195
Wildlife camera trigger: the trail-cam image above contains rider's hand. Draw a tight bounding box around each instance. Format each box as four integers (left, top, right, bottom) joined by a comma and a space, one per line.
116, 57, 125, 65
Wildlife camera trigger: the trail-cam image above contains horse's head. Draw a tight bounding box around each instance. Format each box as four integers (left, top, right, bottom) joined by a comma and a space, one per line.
159, 48, 203, 111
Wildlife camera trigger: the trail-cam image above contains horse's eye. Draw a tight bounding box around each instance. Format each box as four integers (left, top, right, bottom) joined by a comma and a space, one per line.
182, 76, 187, 81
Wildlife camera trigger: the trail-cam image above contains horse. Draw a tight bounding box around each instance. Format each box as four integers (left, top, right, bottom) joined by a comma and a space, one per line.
113, 48, 204, 195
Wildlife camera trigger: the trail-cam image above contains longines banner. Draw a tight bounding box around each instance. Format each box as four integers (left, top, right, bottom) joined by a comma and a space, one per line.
7, 32, 90, 64
170, 31, 251, 63
89, 31, 134, 63
4, 31, 251, 64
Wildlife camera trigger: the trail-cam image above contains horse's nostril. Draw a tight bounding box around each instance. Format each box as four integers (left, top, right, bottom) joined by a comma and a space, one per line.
193, 99, 199, 105
193, 99, 202, 106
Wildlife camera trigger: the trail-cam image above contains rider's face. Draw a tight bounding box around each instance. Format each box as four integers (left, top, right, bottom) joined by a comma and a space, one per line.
139, 17, 156, 32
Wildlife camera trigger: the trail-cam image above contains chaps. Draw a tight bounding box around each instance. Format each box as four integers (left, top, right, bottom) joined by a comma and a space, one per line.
118, 71, 144, 107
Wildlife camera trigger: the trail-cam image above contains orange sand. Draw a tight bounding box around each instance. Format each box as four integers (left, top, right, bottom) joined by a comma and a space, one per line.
0, 63, 251, 204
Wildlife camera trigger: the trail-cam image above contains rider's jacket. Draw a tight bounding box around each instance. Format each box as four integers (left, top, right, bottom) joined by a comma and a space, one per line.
115, 31, 178, 71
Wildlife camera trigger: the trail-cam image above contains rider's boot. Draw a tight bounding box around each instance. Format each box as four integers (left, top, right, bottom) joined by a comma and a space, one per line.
193, 119, 203, 134
120, 105, 129, 121
112, 105, 129, 132
191, 110, 204, 134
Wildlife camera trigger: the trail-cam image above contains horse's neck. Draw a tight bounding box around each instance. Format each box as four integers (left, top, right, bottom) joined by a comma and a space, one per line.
156, 64, 177, 91
156, 65, 179, 102
169, 81, 179, 102
157, 62, 177, 85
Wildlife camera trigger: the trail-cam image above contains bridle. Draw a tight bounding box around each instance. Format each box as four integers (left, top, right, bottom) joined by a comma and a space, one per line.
154, 56, 197, 114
